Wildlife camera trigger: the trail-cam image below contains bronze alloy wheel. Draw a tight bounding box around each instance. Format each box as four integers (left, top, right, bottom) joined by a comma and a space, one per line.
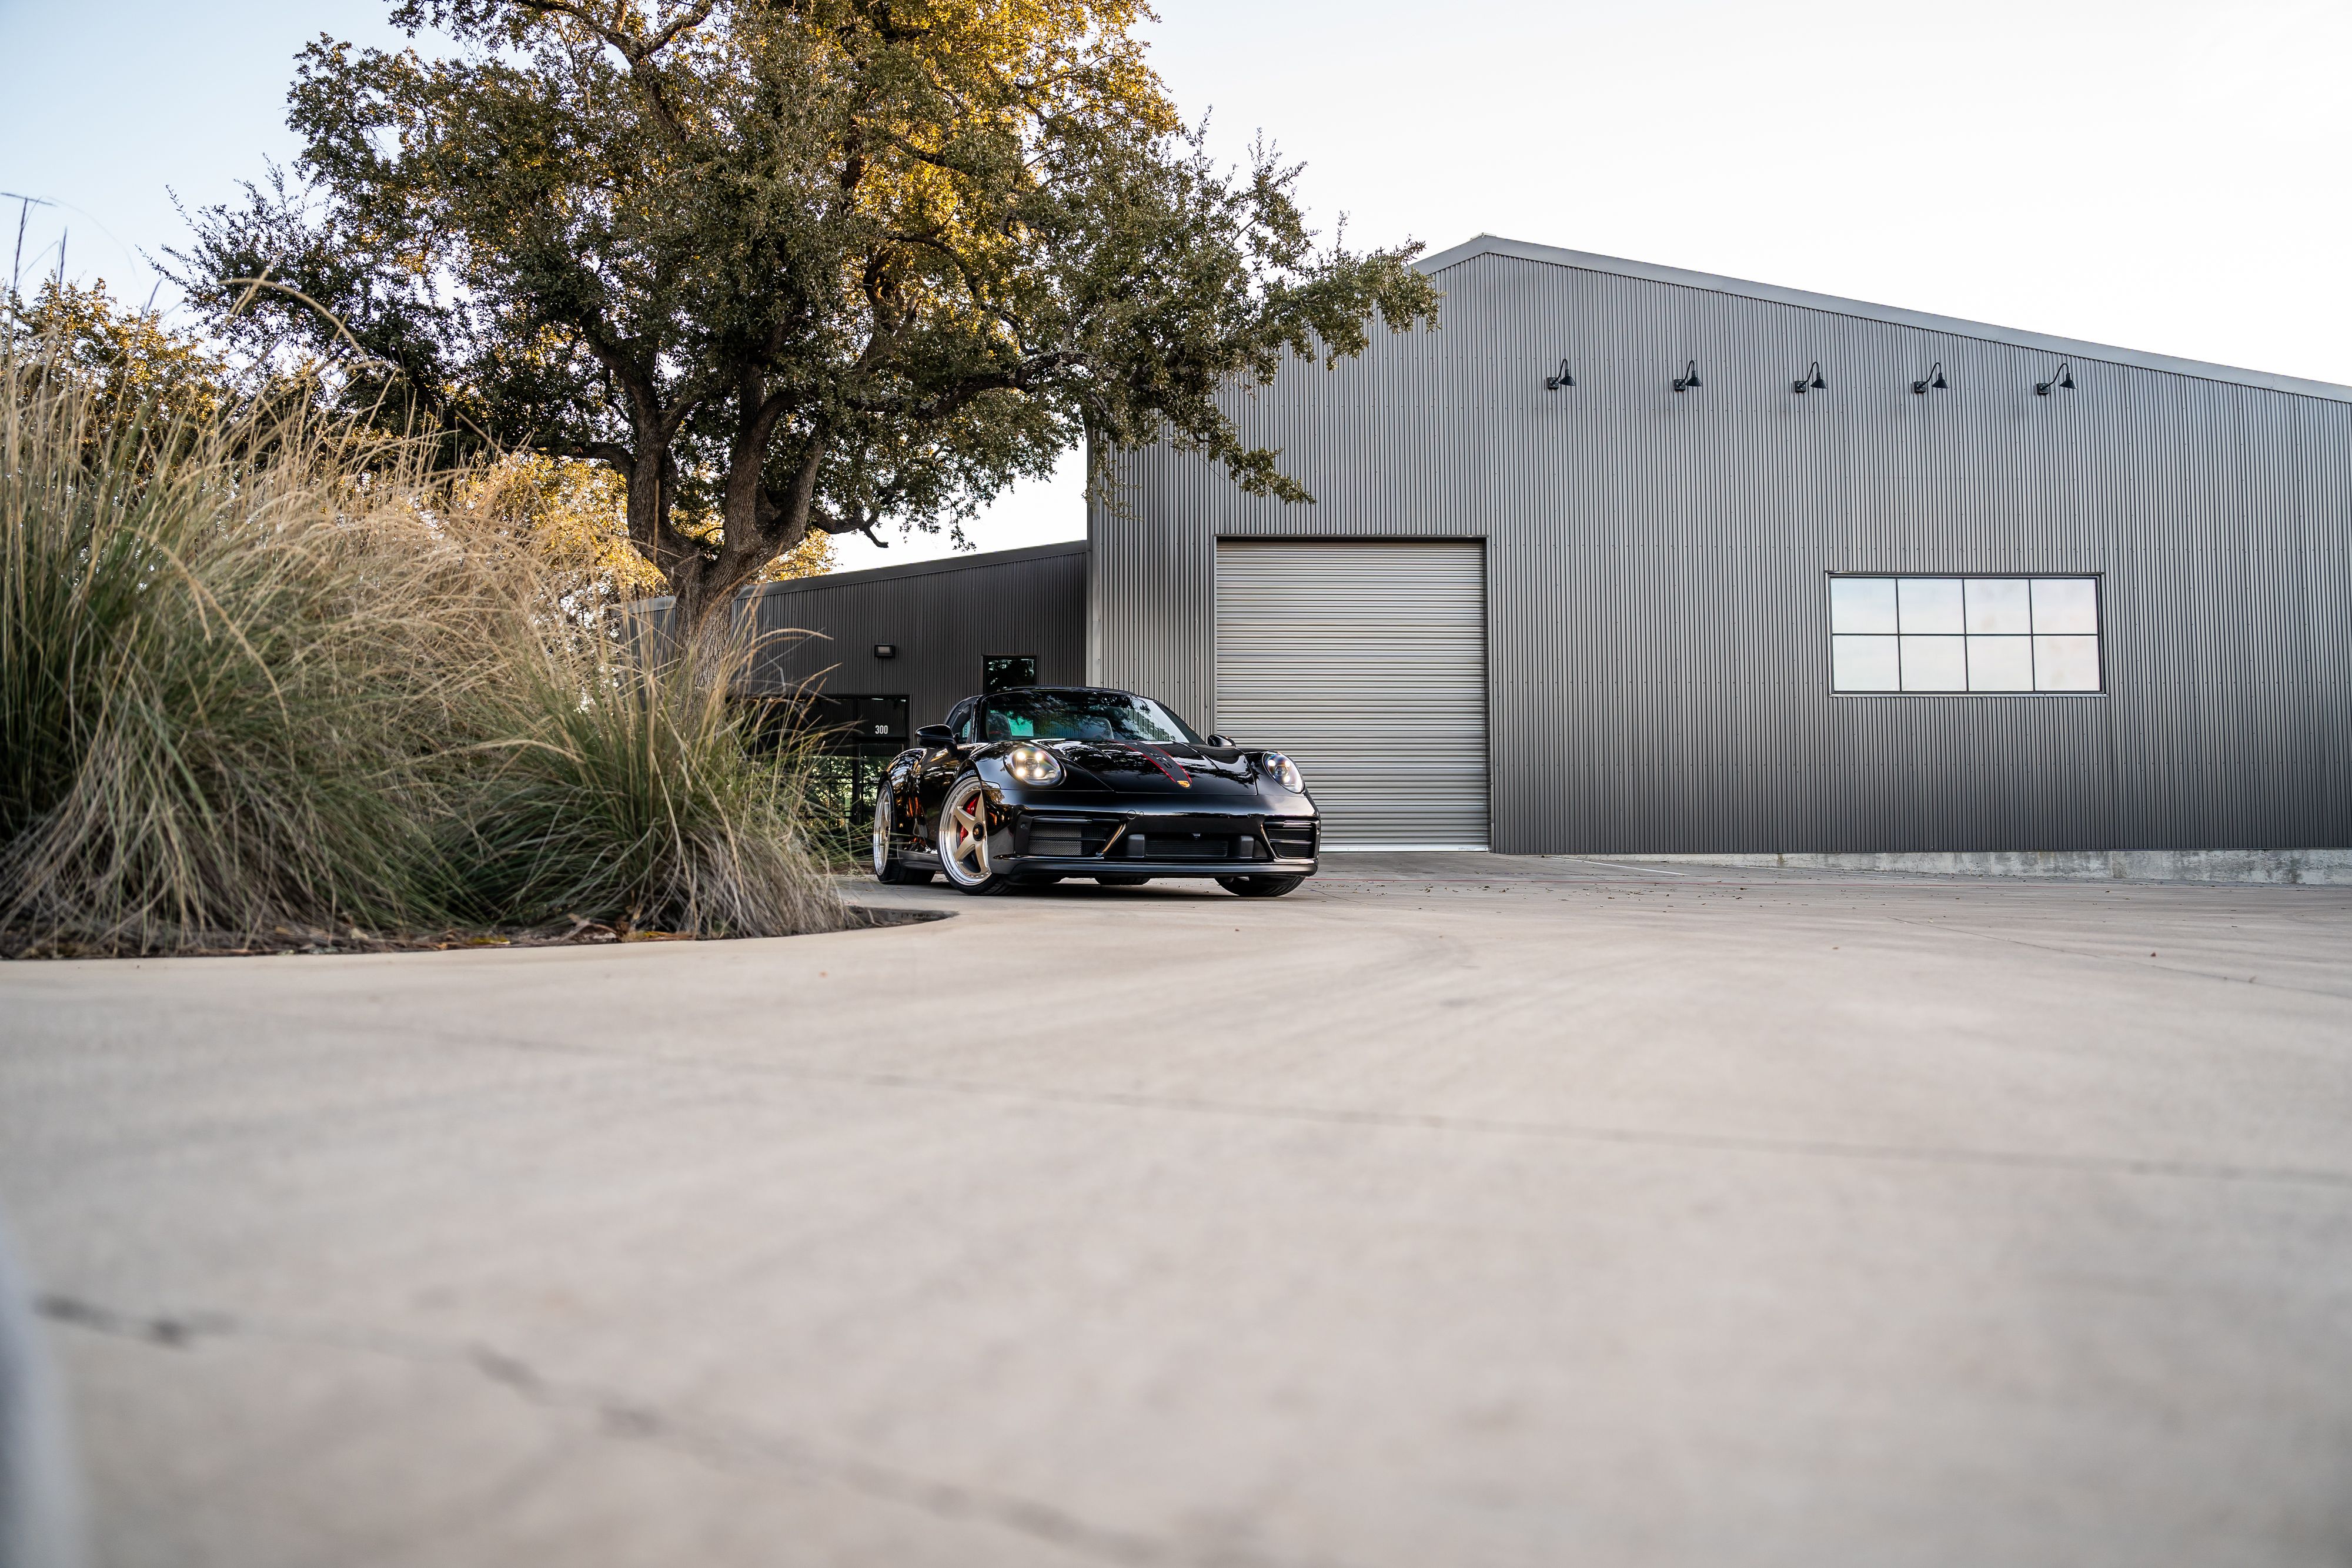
871, 785, 933, 885
938, 775, 1014, 895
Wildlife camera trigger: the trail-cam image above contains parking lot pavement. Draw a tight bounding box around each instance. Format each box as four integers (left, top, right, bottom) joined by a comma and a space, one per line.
4, 857, 2350, 1568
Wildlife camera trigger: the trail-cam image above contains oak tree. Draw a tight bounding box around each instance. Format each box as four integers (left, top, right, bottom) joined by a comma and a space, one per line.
178, 0, 1440, 629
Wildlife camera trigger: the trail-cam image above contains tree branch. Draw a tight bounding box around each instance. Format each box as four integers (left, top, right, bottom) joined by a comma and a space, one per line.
511, 0, 712, 151
844, 349, 1085, 422
542, 437, 634, 467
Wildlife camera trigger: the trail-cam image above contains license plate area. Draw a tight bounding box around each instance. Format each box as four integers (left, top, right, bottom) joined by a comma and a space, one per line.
1123, 828, 1264, 862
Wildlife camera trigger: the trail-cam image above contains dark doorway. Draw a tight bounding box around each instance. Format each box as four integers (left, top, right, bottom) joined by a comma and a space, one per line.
739, 693, 911, 858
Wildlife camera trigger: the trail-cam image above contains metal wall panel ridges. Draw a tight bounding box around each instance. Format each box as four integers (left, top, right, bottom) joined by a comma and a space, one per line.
650, 542, 1087, 728
1216, 541, 1489, 848
1088, 245, 2352, 854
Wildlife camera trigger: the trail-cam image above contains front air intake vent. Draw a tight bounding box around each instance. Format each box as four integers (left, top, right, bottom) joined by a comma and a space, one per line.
1023, 817, 1127, 858
1264, 818, 1318, 860
1025, 821, 1084, 857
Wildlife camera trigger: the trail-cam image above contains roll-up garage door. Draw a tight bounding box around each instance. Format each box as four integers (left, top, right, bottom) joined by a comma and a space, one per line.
1214, 540, 1488, 850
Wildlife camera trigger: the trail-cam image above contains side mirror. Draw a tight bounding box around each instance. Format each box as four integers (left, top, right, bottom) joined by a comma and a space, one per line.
1207, 734, 1232, 747
916, 724, 954, 747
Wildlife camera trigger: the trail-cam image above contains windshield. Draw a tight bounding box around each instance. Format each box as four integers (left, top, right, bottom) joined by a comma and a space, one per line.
981, 689, 1202, 744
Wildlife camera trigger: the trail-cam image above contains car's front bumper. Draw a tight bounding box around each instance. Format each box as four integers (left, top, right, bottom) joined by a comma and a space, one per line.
997, 806, 1319, 880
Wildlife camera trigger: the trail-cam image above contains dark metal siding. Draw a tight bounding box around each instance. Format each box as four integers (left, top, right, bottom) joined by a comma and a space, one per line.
1089, 246, 2352, 854
694, 541, 1086, 729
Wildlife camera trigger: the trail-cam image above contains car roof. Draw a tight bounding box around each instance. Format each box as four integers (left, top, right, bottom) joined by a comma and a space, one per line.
974, 686, 1142, 701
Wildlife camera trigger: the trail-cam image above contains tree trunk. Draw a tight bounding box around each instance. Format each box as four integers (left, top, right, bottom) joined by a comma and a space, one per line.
667, 415, 824, 637
620, 444, 728, 647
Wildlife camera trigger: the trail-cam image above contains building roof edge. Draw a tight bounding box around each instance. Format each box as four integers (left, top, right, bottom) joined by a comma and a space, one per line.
1418, 234, 2352, 406
637, 538, 1087, 614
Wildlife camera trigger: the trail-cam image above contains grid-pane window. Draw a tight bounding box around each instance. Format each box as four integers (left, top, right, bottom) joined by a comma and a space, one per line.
1830, 576, 2102, 693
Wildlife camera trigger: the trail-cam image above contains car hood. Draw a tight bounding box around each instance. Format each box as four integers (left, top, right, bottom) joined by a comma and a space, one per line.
1043, 738, 1261, 794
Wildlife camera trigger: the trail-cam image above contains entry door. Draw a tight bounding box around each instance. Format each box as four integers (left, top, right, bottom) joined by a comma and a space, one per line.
1214, 540, 1489, 850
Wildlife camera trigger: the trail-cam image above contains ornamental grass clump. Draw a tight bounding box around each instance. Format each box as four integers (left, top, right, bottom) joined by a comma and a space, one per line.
455, 632, 843, 940
1, 363, 469, 950
0, 349, 845, 955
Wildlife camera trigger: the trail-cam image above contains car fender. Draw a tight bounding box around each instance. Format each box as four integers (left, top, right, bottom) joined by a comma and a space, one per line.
876, 750, 934, 845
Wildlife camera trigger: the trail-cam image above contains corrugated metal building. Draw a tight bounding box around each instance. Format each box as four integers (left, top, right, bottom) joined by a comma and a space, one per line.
637, 540, 1084, 838
1089, 235, 2352, 854
729, 540, 1086, 740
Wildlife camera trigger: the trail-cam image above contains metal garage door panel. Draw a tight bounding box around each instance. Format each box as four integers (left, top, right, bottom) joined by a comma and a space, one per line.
1215, 541, 1488, 849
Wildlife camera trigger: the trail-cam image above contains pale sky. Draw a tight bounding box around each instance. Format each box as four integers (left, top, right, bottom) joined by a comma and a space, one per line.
6, 0, 2348, 571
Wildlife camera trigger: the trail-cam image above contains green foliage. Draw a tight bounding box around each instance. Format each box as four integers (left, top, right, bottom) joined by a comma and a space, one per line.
453, 451, 834, 611
175, 0, 1442, 626
0, 349, 844, 955
456, 639, 841, 935
2, 280, 236, 466
784, 748, 894, 871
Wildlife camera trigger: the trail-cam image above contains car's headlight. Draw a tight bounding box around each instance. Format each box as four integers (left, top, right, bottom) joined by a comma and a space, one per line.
1005, 743, 1064, 785
1261, 751, 1304, 793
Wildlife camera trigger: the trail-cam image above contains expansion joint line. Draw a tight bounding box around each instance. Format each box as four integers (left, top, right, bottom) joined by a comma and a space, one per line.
32, 1293, 1308, 1568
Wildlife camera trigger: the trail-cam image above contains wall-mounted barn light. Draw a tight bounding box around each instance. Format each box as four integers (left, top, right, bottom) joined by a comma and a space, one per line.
1672, 359, 1702, 393
1544, 357, 1576, 390
1792, 361, 1827, 395
1910, 362, 1949, 395
2034, 362, 2075, 396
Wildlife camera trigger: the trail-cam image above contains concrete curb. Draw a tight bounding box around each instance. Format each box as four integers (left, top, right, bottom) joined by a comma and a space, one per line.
1565, 848, 2352, 885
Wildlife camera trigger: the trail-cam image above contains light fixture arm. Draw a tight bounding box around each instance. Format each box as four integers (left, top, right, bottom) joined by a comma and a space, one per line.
1544, 357, 1576, 390
1672, 359, 1701, 393
1792, 360, 1826, 395
1910, 361, 1948, 395
2034, 361, 2074, 396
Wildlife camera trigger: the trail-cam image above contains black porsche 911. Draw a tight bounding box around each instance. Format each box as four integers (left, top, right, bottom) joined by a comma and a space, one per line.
872, 686, 1319, 897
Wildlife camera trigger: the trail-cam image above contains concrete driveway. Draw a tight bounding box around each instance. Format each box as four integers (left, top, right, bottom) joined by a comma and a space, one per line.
3, 854, 2349, 1568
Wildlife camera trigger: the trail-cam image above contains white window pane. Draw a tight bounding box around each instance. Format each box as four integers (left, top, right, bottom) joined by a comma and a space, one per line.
1967, 636, 2034, 690
1898, 578, 1965, 634
1900, 635, 1968, 691
2032, 577, 2100, 634
2034, 635, 2102, 691
1966, 578, 2032, 634
1832, 635, 1900, 691
1830, 577, 1898, 634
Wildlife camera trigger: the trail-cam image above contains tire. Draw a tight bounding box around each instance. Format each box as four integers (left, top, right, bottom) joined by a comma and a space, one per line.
937, 774, 1017, 895
1218, 874, 1305, 898
1093, 874, 1152, 887
871, 785, 933, 884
